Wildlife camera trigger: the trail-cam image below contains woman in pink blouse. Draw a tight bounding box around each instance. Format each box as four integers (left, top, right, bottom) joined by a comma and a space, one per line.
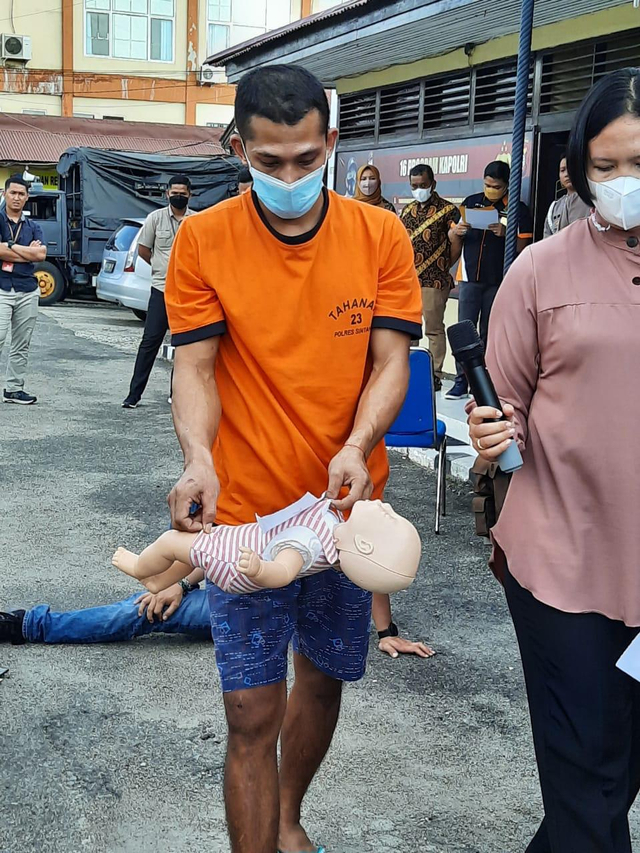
469, 68, 640, 853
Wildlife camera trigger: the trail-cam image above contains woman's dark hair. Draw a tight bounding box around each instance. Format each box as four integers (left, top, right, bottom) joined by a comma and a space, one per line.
567, 67, 640, 206
235, 64, 329, 139
484, 160, 511, 185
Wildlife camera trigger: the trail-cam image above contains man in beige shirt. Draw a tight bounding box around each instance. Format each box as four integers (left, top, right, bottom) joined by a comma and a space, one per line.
122, 175, 193, 409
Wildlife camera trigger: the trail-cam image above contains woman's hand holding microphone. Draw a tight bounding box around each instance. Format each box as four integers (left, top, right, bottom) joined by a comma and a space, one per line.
468, 403, 517, 461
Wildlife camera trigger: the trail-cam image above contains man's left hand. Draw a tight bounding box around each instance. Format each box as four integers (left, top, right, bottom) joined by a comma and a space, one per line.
326, 445, 373, 512
378, 636, 436, 659
135, 584, 184, 623
488, 222, 506, 237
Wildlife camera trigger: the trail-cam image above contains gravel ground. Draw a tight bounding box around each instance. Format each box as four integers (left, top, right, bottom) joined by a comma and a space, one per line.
1, 301, 638, 853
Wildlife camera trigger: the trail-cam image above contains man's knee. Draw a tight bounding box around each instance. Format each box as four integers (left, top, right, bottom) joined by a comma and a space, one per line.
293, 653, 343, 706
224, 683, 286, 748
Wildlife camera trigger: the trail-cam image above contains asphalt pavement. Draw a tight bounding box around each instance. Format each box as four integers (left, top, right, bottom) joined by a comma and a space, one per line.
1, 301, 638, 853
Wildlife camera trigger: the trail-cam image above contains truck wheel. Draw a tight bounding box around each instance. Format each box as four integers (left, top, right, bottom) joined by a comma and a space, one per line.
35, 263, 66, 306
131, 309, 147, 322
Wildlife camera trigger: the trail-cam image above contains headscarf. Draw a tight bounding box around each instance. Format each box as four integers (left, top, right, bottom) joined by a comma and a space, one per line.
354, 164, 384, 207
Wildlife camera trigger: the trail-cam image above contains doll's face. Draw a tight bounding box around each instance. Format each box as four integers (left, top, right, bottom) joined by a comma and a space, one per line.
333, 500, 422, 593
334, 500, 407, 558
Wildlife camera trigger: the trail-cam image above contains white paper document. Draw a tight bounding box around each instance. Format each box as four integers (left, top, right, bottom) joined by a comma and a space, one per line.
465, 208, 500, 230
617, 633, 640, 681
256, 492, 322, 534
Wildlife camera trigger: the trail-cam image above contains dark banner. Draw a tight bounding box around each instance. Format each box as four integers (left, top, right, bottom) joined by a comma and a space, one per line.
335, 133, 534, 211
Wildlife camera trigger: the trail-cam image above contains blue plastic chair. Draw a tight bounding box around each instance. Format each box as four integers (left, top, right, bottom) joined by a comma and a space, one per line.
385, 347, 448, 533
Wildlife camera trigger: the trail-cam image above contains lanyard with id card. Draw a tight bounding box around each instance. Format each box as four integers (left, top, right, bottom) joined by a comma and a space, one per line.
2, 220, 23, 273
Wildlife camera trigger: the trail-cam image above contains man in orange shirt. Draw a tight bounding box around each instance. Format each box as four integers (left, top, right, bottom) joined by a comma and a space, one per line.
165, 64, 421, 853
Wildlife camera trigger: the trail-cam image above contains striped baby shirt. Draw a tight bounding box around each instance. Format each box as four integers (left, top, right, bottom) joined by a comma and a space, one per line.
190, 497, 341, 595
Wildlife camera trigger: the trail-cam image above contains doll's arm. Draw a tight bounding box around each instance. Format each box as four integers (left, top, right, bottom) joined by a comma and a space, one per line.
237, 546, 305, 589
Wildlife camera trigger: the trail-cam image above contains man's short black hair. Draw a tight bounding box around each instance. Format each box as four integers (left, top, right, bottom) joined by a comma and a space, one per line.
484, 160, 511, 185
567, 67, 640, 206
168, 175, 191, 190
235, 64, 329, 139
5, 175, 29, 192
409, 164, 435, 181
237, 167, 252, 184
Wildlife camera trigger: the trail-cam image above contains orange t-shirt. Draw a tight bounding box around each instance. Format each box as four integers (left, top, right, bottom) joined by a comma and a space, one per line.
166, 190, 422, 525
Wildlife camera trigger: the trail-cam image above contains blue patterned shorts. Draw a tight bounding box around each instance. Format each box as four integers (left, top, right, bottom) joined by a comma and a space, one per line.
207, 569, 372, 693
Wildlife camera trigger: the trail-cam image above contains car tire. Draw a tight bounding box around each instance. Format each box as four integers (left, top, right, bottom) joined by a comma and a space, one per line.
35, 262, 67, 306
131, 308, 147, 322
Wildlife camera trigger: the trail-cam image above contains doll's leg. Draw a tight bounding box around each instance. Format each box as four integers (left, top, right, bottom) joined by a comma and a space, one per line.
142, 561, 194, 593
237, 546, 305, 589
112, 530, 196, 581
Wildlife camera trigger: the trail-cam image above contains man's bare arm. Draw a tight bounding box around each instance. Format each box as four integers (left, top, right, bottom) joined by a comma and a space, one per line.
0, 243, 23, 262
347, 328, 411, 455
138, 245, 152, 265
327, 328, 411, 510
10, 242, 47, 262
169, 336, 222, 532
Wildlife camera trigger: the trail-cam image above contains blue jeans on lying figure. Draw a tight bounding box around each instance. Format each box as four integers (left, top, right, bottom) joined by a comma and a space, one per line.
21, 589, 211, 643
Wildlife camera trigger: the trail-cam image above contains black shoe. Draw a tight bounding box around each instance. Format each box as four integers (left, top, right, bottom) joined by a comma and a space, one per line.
434, 376, 443, 393
3, 390, 37, 405
444, 378, 470, 401
0, 610, 26, 644
122, 397, 139, 409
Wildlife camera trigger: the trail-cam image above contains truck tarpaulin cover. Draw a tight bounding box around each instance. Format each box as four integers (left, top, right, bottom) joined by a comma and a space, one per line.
57, 146, 241, 232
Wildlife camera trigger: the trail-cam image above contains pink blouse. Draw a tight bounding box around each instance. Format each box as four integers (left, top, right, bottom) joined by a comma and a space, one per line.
488, 215, 640, 626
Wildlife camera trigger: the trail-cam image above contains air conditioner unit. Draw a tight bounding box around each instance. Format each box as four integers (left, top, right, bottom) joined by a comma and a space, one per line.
199, 64, 226, 85
1, 34, 32, 61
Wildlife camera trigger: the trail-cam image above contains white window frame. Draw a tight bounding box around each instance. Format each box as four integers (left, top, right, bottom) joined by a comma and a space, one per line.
84, 0, 175, 64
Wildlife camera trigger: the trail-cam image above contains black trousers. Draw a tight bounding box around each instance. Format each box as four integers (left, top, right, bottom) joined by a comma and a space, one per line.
503, 567, 640, 853
454, 280, 499, 382
127, 287, 171, 403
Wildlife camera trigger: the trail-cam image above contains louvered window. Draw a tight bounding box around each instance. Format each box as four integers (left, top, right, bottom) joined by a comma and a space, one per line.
378, 81, 420, 137
540, 29, 640, 114
423, 69, 471, 131
338, 90, 377, 140
473, 60, 532, 123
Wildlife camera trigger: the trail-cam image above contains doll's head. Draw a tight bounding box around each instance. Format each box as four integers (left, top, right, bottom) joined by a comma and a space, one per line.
333, 500, 421, 594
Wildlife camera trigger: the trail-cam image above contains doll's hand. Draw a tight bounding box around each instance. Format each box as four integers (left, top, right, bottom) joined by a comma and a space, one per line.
378, 635, 435, 659
237, 546, 262, 578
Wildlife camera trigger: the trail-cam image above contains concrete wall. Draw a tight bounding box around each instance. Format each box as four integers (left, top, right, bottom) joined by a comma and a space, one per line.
0, 0, 63, 70
0, 92, 62, 115
72, 96, 185, 123
195, 102, 235, 126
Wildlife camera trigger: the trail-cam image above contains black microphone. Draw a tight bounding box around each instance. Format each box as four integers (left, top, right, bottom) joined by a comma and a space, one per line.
447, 320, 523, 473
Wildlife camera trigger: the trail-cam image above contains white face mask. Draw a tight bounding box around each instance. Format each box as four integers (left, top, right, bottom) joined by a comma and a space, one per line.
588, 175, 640, 231
412, 187, 432, 204
359, 178, 379, 196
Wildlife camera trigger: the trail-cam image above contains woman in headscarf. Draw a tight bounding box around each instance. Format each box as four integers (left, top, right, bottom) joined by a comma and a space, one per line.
353, 165, 396, 213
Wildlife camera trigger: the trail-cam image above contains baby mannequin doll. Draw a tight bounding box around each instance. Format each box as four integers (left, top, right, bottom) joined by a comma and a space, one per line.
113, 494, 421, 596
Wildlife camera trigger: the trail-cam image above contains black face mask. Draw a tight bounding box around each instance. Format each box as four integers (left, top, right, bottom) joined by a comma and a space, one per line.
169, 194, 189, 211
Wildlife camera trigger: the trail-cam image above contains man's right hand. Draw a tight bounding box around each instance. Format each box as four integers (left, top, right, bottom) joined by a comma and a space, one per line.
450, 222, 471, 238
168, 457, 219, 533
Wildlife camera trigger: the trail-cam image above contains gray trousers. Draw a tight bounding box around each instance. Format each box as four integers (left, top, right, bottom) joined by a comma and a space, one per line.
0, 288, 39, 392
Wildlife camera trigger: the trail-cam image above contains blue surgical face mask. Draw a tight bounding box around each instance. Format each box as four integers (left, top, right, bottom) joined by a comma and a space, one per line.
243, 143, 328, 220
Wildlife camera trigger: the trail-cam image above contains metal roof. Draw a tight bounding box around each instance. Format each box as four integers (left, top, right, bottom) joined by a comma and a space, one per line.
0, 113, 225, 165
210, 0, 633, 86
207, 0, 371, 67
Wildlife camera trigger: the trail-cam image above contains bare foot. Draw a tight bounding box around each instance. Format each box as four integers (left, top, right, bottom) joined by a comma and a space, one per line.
237, 546, 263, 579
112, 547, 140, 578
278, 821, 317, 853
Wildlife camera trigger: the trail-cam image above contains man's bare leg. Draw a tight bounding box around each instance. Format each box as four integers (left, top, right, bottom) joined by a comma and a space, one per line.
278, 652, 343, 853
223, 681, 287, 853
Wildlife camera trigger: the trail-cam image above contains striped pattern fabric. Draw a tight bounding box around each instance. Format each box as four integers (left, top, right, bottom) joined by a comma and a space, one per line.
190, 499, 341, 595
